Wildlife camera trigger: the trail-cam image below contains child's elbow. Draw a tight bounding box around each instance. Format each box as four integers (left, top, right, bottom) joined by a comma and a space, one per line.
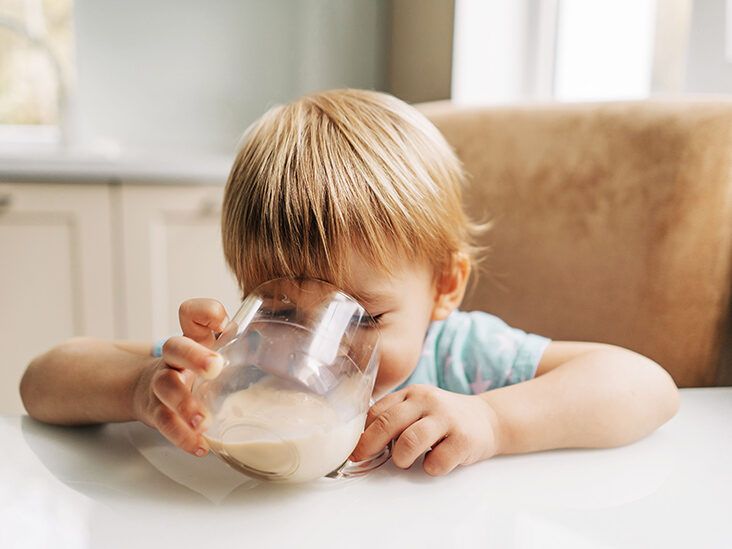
661, 371, 681, 423
643, 355, 680, 427
602, 347, 680, 445
20, 337, 95, 420
19, 354, 43, 419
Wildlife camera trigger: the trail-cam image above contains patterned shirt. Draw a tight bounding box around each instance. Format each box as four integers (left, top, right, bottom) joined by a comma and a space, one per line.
393, 310, 551, 394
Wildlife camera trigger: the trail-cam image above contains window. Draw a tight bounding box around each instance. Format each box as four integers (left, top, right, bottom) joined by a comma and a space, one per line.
451, 0, 661, 104
554, 0, 657, 101
0, 0, 74, 145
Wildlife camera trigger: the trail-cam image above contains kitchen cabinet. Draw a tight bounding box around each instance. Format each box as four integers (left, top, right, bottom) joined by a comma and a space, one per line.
118, 185, 241, 341
0, 183, 115, 414
0, 182, 241, 414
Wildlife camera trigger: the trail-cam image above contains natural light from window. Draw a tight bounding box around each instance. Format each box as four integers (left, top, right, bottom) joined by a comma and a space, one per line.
0, 0, 74, 145
554, 0, 657, 101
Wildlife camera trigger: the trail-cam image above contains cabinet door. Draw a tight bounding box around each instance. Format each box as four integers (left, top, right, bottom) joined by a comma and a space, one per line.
0, 183, 115, 414
119, 185, 241, 341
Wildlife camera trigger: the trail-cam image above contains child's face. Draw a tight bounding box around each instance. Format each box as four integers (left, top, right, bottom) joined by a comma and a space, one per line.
345, 254, 440, 398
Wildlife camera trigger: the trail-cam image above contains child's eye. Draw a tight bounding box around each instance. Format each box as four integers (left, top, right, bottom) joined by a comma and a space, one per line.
269, 307, 297, 321
363, 313, 384, 327
355, 313, 382, 329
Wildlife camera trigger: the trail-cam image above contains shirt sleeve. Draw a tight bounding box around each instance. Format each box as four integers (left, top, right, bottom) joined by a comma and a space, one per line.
431, 310, 551, 395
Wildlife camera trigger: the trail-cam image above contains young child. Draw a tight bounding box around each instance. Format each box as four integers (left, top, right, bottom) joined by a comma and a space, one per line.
20, 89, 679, 477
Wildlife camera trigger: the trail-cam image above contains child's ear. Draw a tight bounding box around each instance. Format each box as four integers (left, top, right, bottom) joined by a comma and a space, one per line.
431, 253, 471, 321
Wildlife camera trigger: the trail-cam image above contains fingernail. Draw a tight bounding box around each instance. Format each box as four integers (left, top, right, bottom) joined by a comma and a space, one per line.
195, 448, 206, 457
202, 354, 224, 379
190, 413, 203, 429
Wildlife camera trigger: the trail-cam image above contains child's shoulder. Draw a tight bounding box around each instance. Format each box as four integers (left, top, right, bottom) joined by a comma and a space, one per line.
437, 309, 517, 335
432, 309, 551, 363
417, 309, 552, 394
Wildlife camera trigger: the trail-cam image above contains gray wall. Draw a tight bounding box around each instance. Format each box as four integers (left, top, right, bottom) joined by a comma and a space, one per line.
685, 0, 732, 93
389, 0, 454, 104
73, 0, 389, 155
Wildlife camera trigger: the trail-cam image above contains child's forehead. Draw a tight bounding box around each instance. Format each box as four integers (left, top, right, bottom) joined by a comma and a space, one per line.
340, 254, 397, 297
347, 286, 394, 308
339, 253, 434, 306
242, 249, 435, 305
339, 271, 393, 306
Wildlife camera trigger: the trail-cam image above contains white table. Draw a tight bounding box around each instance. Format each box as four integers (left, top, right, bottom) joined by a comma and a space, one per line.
1, 388, 730, 549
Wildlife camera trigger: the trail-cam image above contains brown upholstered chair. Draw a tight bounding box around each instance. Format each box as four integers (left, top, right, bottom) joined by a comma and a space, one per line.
420, 99, 732, 388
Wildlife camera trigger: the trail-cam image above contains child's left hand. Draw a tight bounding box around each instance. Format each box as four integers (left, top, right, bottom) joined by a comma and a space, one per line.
349, 384, 503, 476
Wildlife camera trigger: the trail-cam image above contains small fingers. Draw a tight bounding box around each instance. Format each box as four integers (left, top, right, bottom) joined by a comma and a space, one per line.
151, 367, 207, 430
365, 390, 407, 428
350, 398, 420, 462
152, 404, 209, 457
392, 416, 446, 469
422, 433, 470, 476
179, 299, 229, 348
162, 335, 224, 379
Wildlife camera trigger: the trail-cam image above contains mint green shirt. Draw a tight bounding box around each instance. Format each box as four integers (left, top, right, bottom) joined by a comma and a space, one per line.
393, 310, 551, 395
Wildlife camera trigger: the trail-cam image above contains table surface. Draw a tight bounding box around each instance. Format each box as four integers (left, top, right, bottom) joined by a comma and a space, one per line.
1, 388, 731, 549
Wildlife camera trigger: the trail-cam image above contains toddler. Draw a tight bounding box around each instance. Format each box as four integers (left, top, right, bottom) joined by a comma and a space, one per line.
20, 89, 679, 476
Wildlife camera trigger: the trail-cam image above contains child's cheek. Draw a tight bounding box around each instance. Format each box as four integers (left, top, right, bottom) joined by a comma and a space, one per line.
372, 339, 422, 397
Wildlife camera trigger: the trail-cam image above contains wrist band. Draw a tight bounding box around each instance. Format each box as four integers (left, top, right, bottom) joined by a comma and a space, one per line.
151, 336, 171, 358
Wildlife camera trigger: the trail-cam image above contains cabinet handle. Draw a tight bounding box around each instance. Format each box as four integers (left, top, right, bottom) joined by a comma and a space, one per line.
0, 192, 11, 212
199, 196, 222, 217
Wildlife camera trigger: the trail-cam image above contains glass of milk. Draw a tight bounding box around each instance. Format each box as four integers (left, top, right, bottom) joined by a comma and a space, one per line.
193, 278, 391, 483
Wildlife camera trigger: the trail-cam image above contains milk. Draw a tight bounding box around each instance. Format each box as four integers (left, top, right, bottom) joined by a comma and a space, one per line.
203, 376, 366, 483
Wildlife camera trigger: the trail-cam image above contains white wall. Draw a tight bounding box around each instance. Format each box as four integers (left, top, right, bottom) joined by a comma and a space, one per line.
73, 0, 388, 155
685, 0, 732, 93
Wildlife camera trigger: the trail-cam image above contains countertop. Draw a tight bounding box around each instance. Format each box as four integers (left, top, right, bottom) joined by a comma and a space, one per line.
1, 388, 731, 549
0, 147, 232, 184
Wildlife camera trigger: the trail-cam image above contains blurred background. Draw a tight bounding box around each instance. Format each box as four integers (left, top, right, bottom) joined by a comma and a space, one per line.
1, 0, 730, 413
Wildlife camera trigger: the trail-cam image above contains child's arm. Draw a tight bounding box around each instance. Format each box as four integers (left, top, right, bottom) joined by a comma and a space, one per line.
479, 342, 680, 453
20, 337, 155, 425
351, 342, 679, 476
20, 299, 229, 456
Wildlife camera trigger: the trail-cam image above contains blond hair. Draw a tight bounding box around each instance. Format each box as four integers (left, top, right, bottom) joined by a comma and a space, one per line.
222, 89, 485, 298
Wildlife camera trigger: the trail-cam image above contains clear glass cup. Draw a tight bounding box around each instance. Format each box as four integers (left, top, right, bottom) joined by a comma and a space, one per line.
193, 278, 391, 483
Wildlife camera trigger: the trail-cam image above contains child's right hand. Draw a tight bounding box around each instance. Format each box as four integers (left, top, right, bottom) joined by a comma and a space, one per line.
132, 299, 229, 457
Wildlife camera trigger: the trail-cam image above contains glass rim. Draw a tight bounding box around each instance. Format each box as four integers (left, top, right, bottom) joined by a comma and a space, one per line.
241, 276, 382, 335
